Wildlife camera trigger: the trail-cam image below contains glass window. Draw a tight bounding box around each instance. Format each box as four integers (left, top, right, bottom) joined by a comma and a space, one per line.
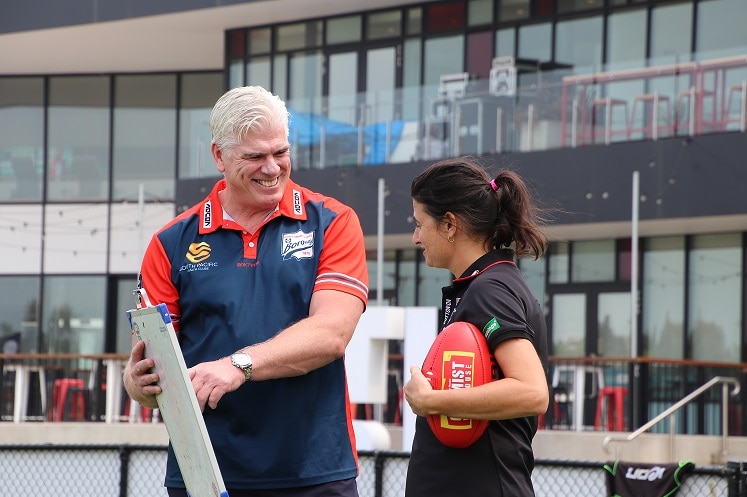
468, 0, 493, 26
288, 51, 323, 114
548, 242, 569, 284
328, 51, 359, 124
558, 0, 603, 14
47, 76, 110, 202
696, 0, 747, 57
519, 256, 546, 306
44, 204, 109, 273
426, 1, 466, 32
418, 261, 451, 308
276, 21, 323, 51
406, 7, 422, 35
367, 11, 401, 40
367, 47, 397, 122
0, 77, 44, 202
402, 39, 422, 120
597, 292, 631, 357
551, 293, 586, 356
0, 205, 42, 273
499, 0, 529, 21
395, 250, 416, 307
328, 15, 362, 44
367, 250, 397, 306
229, 60, 244, 89
0, 276, 40, 352
572, 240, 615, 282
178, 72, 223, 180
467, 31, 494, 80
642, 237, 685, 359
518, 22, 552, 64
495, 28, 515, 58
228, 30, 245, 59
249, 27, 272, 55
555, 15, 603, 69
606, 8, 647, 68
688, 233, 741, 362
112, 74, 177, 202
109, 201, 176, 274
116, 278, 139, 354
246, 58, 272, 97
273, 54, 288, 100
423, 35, 465, 87
42, 276, 106, 354
650, 2, 693, 63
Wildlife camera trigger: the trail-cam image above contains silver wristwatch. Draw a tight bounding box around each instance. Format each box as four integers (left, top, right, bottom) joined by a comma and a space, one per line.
230, 352, 253, 381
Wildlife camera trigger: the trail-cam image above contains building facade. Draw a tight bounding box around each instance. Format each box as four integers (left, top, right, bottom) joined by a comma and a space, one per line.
1, 0, 745, 430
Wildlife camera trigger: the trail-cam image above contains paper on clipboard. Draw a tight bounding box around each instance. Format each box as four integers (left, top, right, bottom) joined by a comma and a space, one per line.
126, 289, 229, 497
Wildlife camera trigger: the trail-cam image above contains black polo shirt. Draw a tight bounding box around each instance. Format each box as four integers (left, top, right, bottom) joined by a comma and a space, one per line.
405, 249, 548, 497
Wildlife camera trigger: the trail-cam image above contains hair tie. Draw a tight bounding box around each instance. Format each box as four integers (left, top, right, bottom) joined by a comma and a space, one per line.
489, 179, 499, 191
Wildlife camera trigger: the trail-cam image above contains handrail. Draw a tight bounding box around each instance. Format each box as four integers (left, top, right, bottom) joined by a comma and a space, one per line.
602, 376, 741, 461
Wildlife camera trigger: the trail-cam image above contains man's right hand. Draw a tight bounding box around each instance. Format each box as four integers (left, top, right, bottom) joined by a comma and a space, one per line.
123, 340, 161, 409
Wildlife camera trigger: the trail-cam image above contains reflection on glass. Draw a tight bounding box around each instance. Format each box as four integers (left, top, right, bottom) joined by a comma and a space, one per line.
249, 27, 272, 55
116, 278, 138, 354
327, 15, 361, 44
367, 11, 400, 40
423, 35, 464, 87
112, 74, 177, 201
650, 2, 692, 62
643, 237, 685, 359
555, 16, 603, 69
519, 256, 546, 307
572, 240, 615, 282
468, 0, 492, 26
42, 276, 106, 354
688, 233, 741, 362
597, 292, 631, 357
696, 0, 747, 56
0, 78, 44, 202
178, 72, 223, 180
552, 293, 586, 356
0, 276, 40, 352
518, 22, 551, 63
607, 8, 647, 67
47, 76, 110, 201
548, 242, 569, 284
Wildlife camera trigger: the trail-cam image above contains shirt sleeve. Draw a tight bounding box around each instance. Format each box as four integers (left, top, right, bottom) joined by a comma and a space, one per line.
139, 233, 182, 331
313, 202, 369, 306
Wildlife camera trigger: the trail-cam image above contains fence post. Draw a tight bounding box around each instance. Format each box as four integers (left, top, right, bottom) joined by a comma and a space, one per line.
727, 460, 747, 497
119, 445, 131, 497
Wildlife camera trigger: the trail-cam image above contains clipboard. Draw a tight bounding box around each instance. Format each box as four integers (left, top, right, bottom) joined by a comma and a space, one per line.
127, 289, 229, 497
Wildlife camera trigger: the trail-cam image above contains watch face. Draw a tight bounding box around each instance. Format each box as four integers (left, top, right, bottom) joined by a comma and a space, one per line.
233, 353, 251, 368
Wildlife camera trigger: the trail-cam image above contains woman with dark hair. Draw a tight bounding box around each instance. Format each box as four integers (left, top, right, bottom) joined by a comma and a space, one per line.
404, 156, 549, 497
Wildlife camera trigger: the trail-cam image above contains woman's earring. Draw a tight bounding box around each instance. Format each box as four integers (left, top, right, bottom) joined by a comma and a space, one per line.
447, 235, 455, 243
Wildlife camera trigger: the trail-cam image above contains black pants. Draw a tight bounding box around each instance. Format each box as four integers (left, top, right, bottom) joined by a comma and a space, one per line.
166, 478, 359, 497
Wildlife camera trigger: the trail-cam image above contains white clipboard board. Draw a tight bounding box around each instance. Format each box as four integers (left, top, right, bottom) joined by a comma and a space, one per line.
127, 289, 229, 497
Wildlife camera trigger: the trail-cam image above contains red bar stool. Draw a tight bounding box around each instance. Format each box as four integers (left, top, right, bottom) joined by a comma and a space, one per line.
594, 386, 628, 431
49, 378, 87, 422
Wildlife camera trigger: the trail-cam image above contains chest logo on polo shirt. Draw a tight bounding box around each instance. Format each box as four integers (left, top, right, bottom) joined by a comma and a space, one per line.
281, 229, 314, 260
186, 242, 211, 263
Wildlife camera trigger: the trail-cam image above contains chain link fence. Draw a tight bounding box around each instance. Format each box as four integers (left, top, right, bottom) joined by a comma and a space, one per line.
1, 445, 745, 497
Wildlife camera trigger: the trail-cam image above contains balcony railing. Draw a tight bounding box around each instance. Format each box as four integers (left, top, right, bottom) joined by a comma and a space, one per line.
284, 48, 747, 171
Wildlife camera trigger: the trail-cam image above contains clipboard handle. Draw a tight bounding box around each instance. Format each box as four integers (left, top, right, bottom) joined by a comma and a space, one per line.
133, 288, 155, 309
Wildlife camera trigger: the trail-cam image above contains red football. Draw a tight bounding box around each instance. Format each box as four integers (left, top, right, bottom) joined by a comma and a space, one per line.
422, 321, 493, 448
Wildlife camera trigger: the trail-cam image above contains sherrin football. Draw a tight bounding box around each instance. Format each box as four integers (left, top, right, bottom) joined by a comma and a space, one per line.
422, 321, 493, 448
